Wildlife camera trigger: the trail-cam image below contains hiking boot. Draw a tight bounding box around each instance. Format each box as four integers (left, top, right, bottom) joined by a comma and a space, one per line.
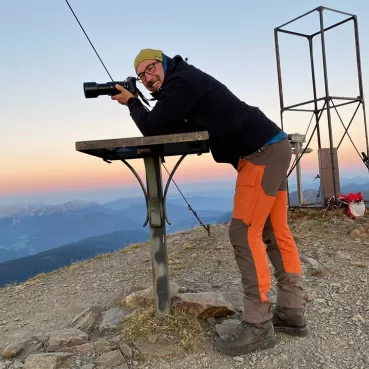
214, 320, 276, 356
272, 305, 308, 336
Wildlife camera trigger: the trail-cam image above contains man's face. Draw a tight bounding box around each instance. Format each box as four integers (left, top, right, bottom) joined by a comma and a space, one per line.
136, 59, 165, 93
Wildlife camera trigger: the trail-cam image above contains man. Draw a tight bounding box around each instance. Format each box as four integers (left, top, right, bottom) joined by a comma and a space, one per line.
112, 48, 308, 356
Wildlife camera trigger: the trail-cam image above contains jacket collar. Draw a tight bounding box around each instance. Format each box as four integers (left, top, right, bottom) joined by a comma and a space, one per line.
150, 55, 184, 100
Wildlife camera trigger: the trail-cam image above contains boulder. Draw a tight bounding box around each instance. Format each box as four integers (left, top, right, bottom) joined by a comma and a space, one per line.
99, 307, 131, 332
119, 342, 133, 359
69, 306, 106, 333
58, 338, 117, 356
46, 328, 89, 352
122, 282, 181, 309
93, 350, 125, 368
23, 352, 72, 369
171, 292, 236, 318
1, 337, 42, 359
112, 285, 147, 306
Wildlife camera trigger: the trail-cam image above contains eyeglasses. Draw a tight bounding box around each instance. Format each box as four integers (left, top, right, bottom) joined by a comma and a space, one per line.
137, 61, 160, 83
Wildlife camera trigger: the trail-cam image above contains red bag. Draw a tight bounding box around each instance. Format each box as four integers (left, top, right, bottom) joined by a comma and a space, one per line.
336, 192, 366, 218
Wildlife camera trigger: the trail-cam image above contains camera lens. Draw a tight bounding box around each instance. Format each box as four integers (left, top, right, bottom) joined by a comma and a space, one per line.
83, 82, 99, 98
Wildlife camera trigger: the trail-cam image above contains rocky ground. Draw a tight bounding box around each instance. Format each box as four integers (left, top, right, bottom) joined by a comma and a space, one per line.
0, 208, 368, 369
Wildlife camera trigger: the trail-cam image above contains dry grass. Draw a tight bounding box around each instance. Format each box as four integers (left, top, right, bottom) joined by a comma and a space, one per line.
288, 206, 348, 220
0, 281, 19, 290
119, 306, 205, 352
170, 265, 187, 271
66, 259, 92, 269
26, 269, 60, 284
27, 272, 51, 284
25, 254, 108, 285
120, 242, 148, 253
183, 243, 196, 250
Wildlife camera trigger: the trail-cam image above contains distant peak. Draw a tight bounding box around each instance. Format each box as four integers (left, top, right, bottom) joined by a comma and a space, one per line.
0, 200, 101, 218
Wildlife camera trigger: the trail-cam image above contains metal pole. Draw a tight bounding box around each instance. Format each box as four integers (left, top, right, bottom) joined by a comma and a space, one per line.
308, 37, 322, 149
274, 29, 285, 130
295, 141, 303, 205
353, 16, 369, 160
143, 154, 170, 317
319, 8, 338, 205
275, 7, 319, 29
274, 28, 292, 208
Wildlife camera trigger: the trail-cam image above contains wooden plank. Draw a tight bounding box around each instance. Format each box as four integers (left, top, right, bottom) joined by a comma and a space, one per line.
75, 131, 210, 161
75, 131, 209, 151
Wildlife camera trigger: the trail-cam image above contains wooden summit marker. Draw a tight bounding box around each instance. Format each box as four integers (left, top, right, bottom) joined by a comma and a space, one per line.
318, 147, 340, 204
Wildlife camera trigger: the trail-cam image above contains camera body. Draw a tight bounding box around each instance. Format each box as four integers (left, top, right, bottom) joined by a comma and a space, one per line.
83, 77, 138, 99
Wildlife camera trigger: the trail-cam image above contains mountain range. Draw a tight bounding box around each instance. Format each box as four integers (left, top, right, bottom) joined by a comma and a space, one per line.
0, 195, 232, 287
0, 180, 367, 287
0, 196, 232, 265
0, 229, 149, 287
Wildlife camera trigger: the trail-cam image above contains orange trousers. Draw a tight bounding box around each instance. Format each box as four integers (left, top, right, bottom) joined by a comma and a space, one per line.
229, 137, 305, 323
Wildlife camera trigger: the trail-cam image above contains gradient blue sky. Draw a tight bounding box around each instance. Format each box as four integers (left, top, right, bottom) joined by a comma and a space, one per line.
1, 0, 369, 205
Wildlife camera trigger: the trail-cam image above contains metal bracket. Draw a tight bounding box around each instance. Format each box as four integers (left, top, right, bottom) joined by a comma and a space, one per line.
162, 153, 188, 225
121, 159, 150, 227
120, 151, 192, 227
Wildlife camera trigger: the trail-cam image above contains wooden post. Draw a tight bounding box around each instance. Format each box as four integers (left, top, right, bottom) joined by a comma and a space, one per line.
318, 148, 340, 204
288, 133, 313, 206
143, 154, 170, 316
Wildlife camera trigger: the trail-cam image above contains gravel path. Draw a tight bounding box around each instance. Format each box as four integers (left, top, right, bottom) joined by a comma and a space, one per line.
0, 210, 368, 368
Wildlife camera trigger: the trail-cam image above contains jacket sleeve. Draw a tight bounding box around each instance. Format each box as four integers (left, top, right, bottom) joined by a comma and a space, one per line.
127, 76, 201, 137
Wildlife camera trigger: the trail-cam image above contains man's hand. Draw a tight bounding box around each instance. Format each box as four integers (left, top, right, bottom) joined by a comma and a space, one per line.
111, 84, 135, 105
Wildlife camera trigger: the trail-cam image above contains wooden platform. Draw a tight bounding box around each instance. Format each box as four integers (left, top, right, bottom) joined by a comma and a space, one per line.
75, 131, 210, 161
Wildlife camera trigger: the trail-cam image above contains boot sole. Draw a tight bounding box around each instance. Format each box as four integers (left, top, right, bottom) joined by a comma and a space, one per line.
274, 325, 309, 337
215, 335, 276, 356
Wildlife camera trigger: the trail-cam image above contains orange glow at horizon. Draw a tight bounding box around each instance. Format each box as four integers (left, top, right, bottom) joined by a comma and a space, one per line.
1, 153, 237, 196
2, 143, 367, 196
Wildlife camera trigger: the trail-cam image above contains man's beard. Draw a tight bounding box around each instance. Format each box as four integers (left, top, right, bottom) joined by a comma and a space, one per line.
147, 79, 160, 90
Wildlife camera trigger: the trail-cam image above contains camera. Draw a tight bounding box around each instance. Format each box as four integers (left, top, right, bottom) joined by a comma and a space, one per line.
83, 77, 138, 99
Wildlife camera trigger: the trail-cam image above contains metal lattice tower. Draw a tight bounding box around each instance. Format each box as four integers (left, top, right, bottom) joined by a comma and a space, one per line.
274, 6, 369, 206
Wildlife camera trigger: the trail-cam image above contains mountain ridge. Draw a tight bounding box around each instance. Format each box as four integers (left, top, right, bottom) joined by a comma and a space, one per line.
0, 200, 102, 218
0, 196, 231, 264
1, 182, 368, 265
0, 207, 230, 287
0, 228, 149, 287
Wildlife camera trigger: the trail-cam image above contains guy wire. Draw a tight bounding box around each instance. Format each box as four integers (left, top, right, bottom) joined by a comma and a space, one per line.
63, 0, 208, 231
161, 163, 210, 233
64, 0, 114, 81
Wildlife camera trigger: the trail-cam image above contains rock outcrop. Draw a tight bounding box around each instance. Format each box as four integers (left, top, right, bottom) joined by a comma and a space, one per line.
0, 282, 242, 368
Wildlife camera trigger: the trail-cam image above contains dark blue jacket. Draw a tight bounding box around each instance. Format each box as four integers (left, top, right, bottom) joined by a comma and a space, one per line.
128, 55, 282, 168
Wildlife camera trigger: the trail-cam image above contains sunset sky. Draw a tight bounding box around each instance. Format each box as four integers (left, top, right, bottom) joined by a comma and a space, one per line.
1, 0, 369, 205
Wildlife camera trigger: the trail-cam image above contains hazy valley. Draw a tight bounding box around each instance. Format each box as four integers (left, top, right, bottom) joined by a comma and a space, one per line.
0, 179, 368, 287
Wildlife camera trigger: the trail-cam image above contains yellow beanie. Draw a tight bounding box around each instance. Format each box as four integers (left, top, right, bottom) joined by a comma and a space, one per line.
134, 48, 163, 71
